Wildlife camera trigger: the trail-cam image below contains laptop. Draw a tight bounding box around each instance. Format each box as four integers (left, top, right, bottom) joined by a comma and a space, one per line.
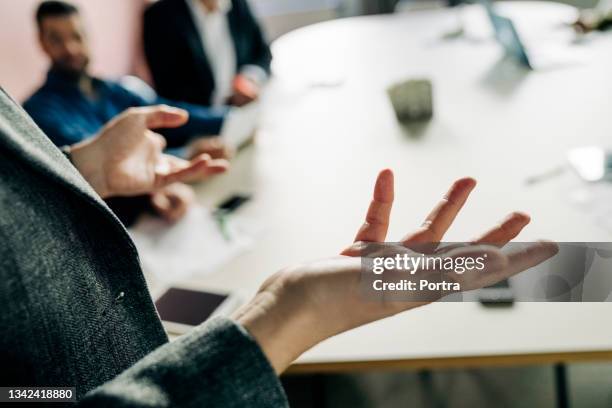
481, 0, 578, 70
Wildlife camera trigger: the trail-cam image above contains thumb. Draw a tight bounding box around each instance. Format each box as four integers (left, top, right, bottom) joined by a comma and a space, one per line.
142, 105, 189, 129
151, 191, 172, 213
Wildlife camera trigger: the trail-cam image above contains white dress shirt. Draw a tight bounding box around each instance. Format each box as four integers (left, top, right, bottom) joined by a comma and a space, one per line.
187, 0, 237, 107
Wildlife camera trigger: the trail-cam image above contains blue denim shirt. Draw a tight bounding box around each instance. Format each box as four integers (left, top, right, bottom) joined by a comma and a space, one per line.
23, 69, 228, 148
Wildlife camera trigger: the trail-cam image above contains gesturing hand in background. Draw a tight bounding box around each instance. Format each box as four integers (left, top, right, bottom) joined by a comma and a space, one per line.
150, 182, 195, 223
69, 105, 229, 198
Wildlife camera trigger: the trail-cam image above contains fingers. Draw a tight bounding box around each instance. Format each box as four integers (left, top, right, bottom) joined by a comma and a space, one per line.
429, 211, 530, 254
503, 241, 559, 279
183, 154, 229, 181
454, 241, 559, 291
355, 169, 395, 243
152, 193, 189, 222
402, 177, 476, 252
140, 105, 189, 129
149, 131, 167, 152
472, 212, 531, 247
155, 154, 229, 188
150, 191, 174, 220
445, 245, 509, 276
188, 137, 234, 160
436, 241, 558, 292
151, 183, 195, 222
341, 169, 394, 256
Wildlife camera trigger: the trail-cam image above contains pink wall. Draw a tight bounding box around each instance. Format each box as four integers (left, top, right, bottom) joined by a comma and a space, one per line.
0, 0, 148, 102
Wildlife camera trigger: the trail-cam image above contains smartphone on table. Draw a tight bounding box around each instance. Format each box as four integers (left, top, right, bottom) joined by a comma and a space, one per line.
155, 287, 242, 334
478, 279, 515, 306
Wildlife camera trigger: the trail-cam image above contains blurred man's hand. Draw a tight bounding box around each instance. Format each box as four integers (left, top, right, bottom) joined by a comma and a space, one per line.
150, 182, 195, 222
573, 10, 601, 32
572, 9, 612, 33
229, 74, 259, 106
69, 105, 229, 198
187, 136, 234, 160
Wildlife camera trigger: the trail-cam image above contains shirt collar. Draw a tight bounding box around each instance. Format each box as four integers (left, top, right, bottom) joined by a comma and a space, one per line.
45, 67, 104, 95
46, 67, 81, 88
188, 0, 232, 16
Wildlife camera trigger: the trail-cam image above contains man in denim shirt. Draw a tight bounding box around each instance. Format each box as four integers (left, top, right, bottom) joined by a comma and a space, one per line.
23, 1, 233, 225
24, 1, 230, 151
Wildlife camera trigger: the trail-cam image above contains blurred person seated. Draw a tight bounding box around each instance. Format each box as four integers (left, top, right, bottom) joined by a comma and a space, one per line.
24, 1, 231, 159
144, 0, 272, 107
23, 1, 232, 225
105, 182, 195, 226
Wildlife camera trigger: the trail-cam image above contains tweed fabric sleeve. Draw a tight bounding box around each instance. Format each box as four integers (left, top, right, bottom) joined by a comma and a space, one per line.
80, 317, 289, 407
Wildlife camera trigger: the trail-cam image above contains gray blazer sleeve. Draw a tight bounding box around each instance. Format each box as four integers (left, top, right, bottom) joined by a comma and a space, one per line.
80, 317, 288, 407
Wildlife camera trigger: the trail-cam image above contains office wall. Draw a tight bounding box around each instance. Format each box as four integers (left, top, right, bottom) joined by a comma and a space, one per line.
250, 0, 339, 40
0, 0, 147, 102
259, 9, 338, 39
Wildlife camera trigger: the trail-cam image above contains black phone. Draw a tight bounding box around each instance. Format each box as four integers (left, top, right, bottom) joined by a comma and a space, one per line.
216, 194, 252, 214
155, 288, 237, 333
478, 279, 515, 306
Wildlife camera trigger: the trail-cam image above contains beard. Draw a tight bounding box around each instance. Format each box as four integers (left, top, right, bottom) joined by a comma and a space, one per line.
52, 55, 90, 78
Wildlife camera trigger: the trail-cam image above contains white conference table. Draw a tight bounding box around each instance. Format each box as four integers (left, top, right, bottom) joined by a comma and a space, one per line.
185, 2, 612, 374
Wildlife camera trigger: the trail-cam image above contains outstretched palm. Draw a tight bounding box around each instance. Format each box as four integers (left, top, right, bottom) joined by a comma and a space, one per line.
235, 170, 558, 374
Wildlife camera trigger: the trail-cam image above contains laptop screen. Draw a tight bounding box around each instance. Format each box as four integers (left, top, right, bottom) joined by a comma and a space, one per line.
481, 0, 532, 68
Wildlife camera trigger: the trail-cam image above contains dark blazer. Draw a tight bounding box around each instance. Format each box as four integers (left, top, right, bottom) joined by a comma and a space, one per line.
0, 88, 287, 407
144, 0, 272, 106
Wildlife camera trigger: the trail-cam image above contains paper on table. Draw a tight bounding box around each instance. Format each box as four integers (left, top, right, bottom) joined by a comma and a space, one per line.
129, 205, 252, 284
221, 102, 260, 150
